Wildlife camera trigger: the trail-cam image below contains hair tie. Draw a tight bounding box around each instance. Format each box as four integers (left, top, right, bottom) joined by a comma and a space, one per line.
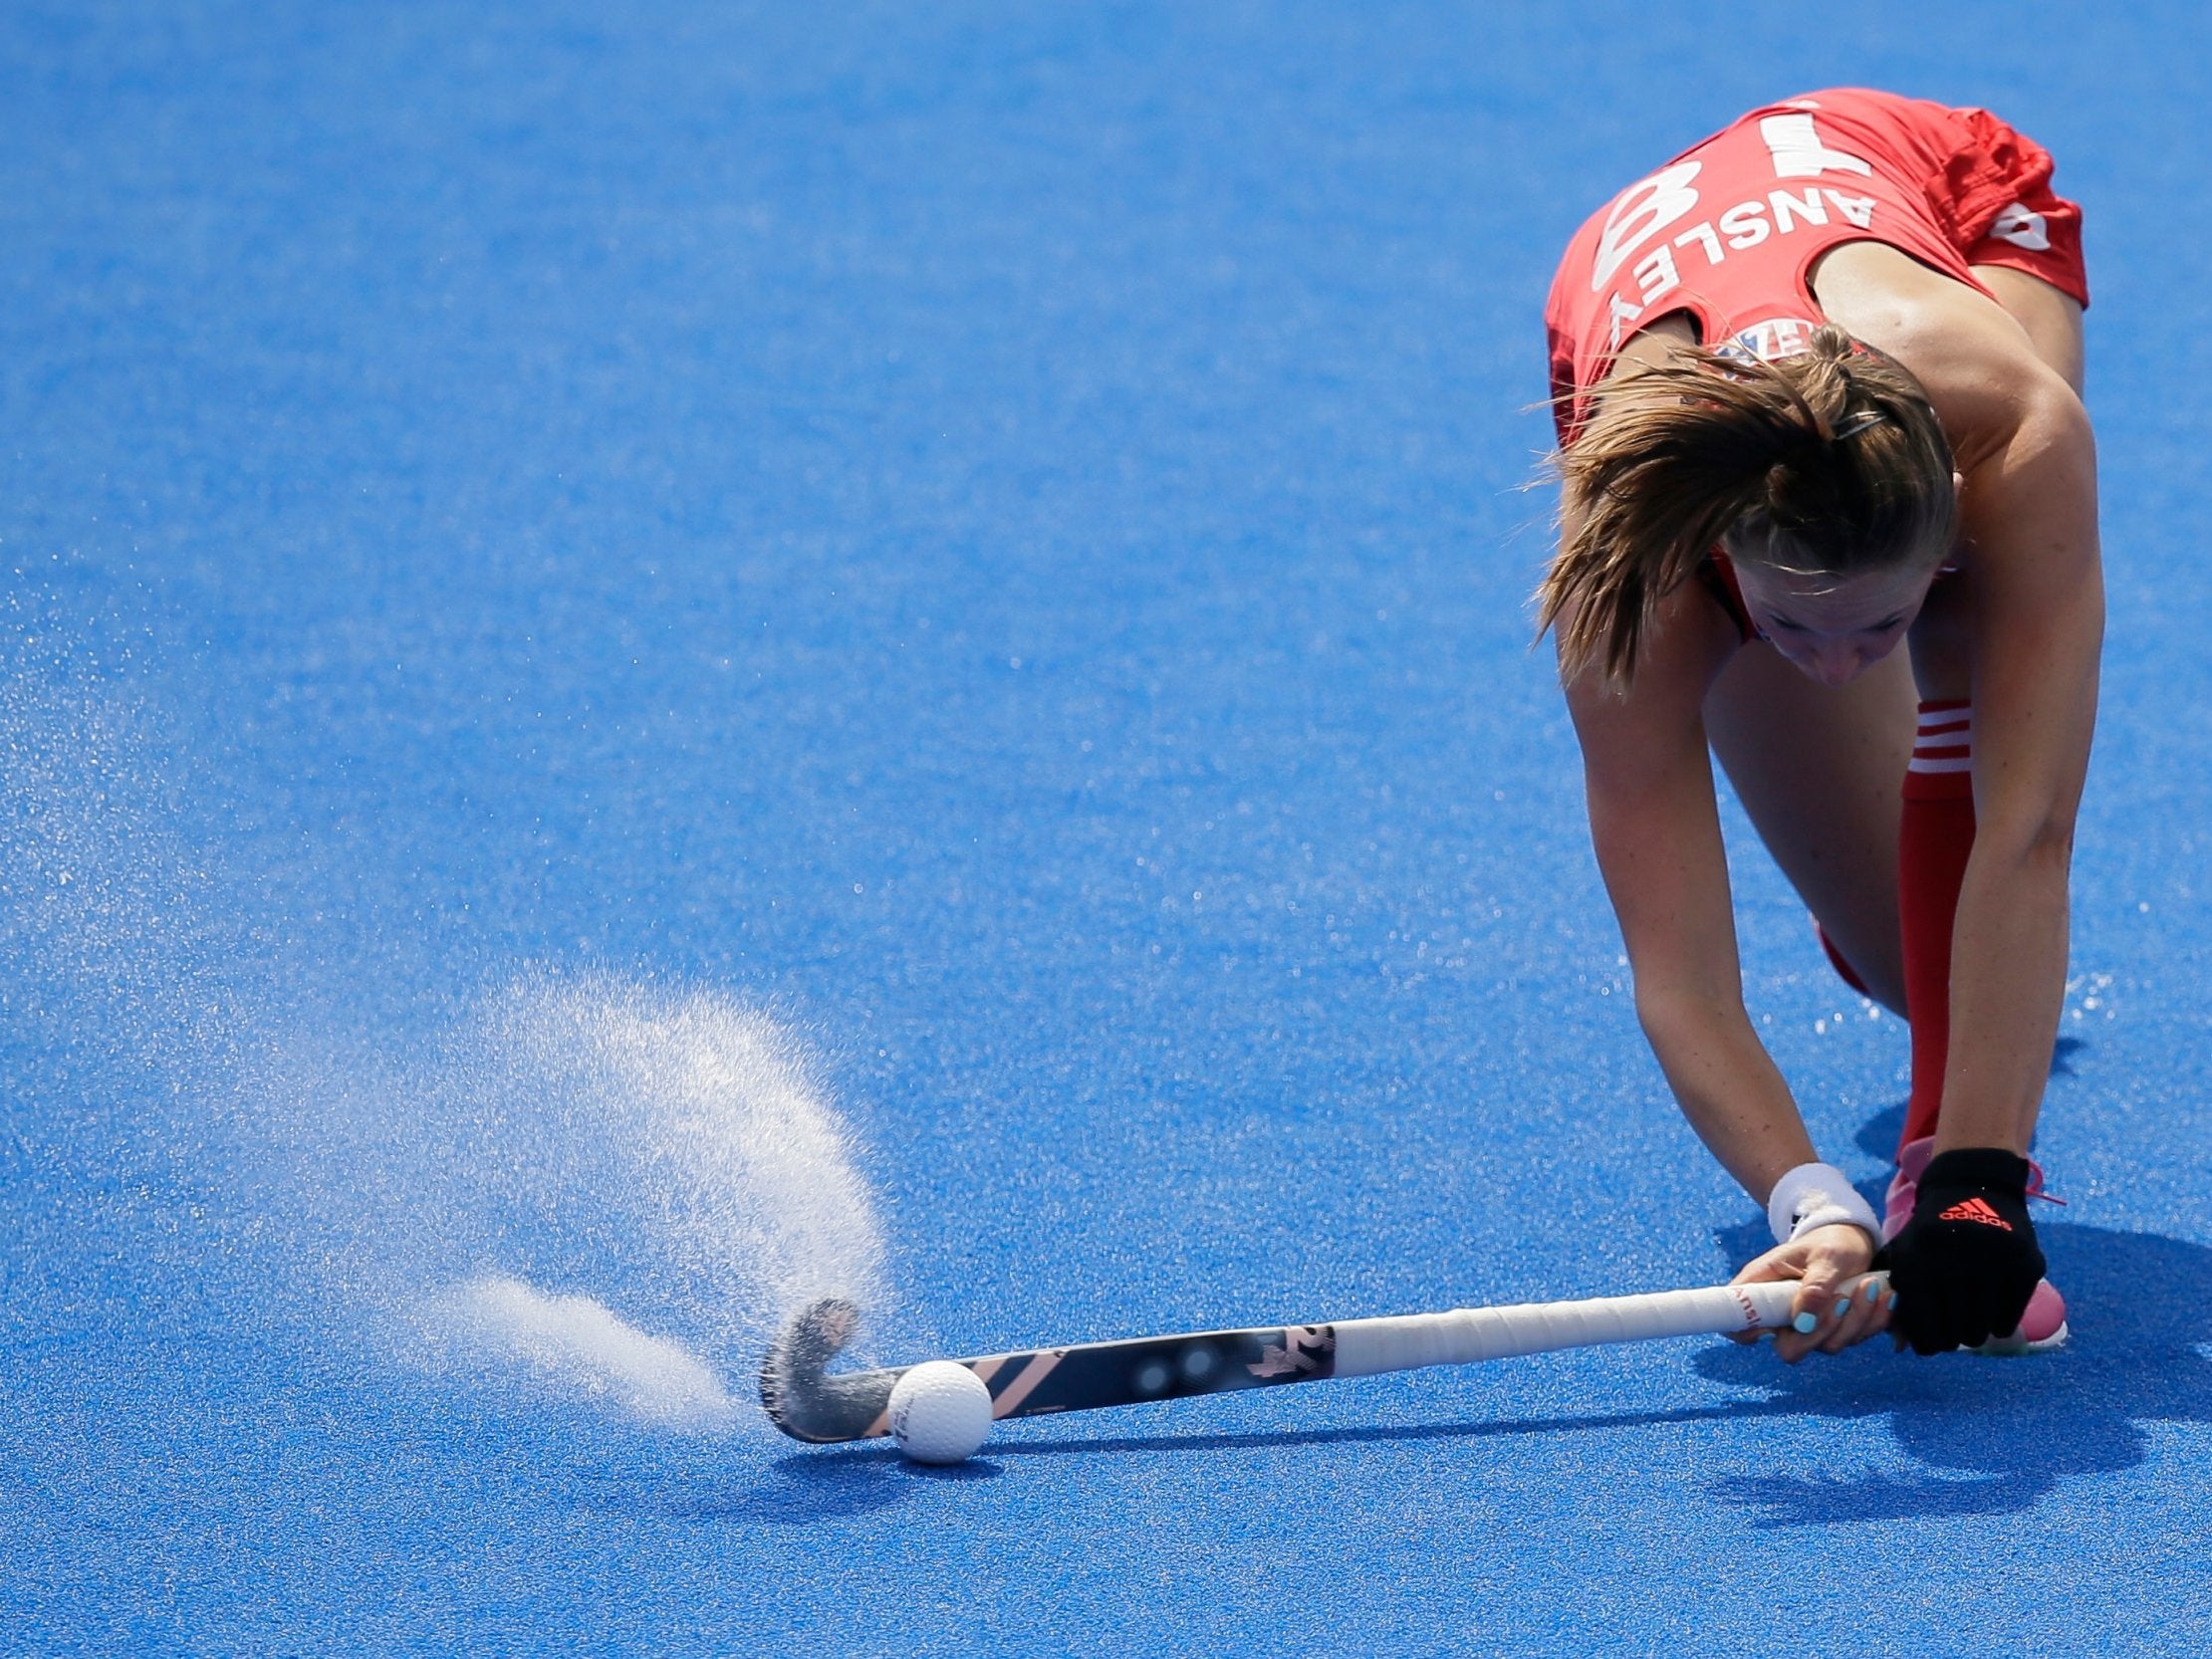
1832, 409, 1888, 441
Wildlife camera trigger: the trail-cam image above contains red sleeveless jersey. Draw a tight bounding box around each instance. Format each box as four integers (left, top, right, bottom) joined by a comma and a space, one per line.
1545, 88, 2087, 443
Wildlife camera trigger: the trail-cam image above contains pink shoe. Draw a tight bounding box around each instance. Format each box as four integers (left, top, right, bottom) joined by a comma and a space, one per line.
1978, 1278, 2069, 1355
1884, 1135, 2070, 1354
1880, 1135, 1938, 1244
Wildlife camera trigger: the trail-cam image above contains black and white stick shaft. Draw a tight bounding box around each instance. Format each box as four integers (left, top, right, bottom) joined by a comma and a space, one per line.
760, 1279, 1813, 1445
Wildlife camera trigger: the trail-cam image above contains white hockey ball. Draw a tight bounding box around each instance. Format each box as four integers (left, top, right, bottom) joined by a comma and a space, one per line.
886, 1361, 994, 1464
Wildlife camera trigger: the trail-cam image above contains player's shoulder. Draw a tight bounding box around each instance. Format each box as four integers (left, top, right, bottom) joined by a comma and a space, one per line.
1812, 243, 2084, 463
1900, 315, 2086, 476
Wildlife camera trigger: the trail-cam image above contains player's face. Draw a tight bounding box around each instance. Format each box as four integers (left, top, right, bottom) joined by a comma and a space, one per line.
1730, 559, 1938, 687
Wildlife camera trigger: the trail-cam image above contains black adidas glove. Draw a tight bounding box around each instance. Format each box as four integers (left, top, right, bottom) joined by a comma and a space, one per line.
1873, 1148, 2046, 1355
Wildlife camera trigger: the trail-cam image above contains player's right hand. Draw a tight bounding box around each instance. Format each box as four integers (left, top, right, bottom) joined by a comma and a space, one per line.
1730, 1223, 1890, 1362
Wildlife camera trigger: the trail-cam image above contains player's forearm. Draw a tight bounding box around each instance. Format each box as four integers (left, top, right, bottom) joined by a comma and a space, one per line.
1634, 985, 1818, 1203
1936, 831, 2074, 1154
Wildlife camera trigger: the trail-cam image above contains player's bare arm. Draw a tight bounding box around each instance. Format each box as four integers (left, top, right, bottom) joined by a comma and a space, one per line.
1823, 251, 2103, 1159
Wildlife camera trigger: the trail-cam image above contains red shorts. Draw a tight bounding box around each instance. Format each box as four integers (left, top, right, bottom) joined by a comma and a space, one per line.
1935, 102, 2089, 309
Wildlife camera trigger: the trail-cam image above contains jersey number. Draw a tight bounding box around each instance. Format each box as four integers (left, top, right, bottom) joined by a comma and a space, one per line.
1757, 113, 1872, 179
1591, 110, 1872, 294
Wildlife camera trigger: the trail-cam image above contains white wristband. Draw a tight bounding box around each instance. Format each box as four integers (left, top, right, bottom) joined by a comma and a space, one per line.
1766, 1161, 1881, 1247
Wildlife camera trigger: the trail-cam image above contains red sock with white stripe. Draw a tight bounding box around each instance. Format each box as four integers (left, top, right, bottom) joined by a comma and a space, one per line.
1892, 702, 2069, 1347
1898, 699, 1974, 1154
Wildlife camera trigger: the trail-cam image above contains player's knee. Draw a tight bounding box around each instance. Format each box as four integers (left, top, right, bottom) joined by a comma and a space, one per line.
1817, 919, 1906, 1017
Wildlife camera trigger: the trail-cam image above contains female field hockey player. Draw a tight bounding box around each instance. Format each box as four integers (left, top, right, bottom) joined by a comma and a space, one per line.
1540, 89, 2096, 1361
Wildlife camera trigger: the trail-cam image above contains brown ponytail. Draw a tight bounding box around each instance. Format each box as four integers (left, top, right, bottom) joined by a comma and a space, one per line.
1538, 325, 1956, 683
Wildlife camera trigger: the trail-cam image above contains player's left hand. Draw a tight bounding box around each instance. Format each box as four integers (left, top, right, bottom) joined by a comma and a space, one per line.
1872, 1147, 2046, 1354
1729, 1223, 1891, 1362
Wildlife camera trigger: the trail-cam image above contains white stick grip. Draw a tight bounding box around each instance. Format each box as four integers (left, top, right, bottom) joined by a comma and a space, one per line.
1331, 1281, 1799, 1379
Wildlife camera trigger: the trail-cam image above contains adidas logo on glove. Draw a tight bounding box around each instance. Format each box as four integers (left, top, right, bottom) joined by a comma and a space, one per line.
1935, 1196, 2014, 1232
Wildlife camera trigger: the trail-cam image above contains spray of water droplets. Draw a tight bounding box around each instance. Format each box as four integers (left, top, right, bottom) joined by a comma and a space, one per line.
0, 605, 240, 1080
244, 974, 892, 1435
4, 597, 890, 1437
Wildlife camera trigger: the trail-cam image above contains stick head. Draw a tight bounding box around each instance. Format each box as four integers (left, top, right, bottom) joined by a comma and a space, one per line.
758, 1297, 902, 1444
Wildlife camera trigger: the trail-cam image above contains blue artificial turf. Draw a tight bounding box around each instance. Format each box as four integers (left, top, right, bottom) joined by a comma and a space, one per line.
5, 3, 2212, 1652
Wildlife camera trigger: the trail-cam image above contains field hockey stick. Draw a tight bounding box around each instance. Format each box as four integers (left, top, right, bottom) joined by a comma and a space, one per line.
762, 1275, 1882, 1445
